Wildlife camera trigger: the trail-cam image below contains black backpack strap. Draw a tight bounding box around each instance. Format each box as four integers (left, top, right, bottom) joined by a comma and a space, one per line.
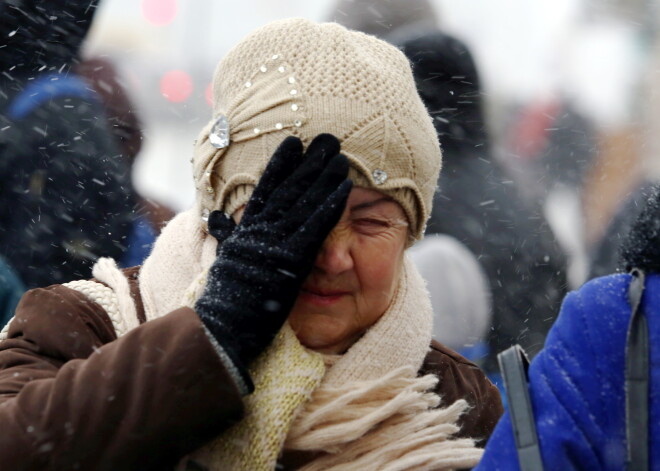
498, 344, 544, 471
626, 268, 649, 471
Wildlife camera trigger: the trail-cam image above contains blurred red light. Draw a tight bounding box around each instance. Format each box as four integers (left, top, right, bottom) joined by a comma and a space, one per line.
142, 0, 178, 26
205, 82, 213, 107
160, 70, 193, 103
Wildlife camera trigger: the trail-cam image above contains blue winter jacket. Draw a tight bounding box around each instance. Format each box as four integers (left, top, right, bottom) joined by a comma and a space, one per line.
475, 273, 660, 470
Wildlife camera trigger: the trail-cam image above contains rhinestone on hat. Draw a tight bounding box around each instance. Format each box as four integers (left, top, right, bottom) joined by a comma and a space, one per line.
372, 169, 388, 185
209, 114, 230, 149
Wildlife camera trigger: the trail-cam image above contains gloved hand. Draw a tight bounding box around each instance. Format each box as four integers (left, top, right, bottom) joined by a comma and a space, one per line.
195, 134, 352, 389
207, 210, 236, 256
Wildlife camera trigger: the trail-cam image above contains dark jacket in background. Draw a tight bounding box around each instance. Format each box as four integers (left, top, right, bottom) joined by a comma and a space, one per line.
399, 32, 568, 369
0, 0, 134, 288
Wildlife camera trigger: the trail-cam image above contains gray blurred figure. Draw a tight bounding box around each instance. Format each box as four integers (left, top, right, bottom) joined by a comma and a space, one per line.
327, 0, 439, 43
409, 235, 492, 358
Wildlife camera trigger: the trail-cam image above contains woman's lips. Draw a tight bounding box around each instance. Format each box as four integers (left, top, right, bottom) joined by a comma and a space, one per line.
299, 287, 349, 306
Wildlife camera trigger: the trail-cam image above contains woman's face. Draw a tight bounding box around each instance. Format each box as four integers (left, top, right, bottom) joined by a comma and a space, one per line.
288, 187, 409, 354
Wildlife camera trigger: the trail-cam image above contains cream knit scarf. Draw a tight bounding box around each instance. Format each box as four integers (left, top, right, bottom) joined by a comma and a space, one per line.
94, 208, 482, 471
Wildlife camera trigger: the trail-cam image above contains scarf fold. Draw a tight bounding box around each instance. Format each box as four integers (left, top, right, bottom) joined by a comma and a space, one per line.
125, 208, 482, 470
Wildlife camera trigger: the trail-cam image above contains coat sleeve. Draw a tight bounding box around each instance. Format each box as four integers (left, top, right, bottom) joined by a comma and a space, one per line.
422, 341, 504, 446
0, 284, 245, 470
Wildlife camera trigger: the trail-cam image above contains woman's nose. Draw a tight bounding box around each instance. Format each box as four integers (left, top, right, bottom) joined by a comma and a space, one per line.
314, 228, 354, 275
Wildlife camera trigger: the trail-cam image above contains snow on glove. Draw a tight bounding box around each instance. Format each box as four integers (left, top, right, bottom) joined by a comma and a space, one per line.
195, 133, 352, 389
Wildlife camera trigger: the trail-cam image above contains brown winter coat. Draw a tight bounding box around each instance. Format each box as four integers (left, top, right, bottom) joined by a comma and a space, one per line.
0, 267, 503, 470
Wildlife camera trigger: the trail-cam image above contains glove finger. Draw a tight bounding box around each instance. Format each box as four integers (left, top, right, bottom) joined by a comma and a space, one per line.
285, 153, 350, 226
207, 210, 237, 253
243, 136, 303, 219
259, 149, 326, 221
303, 133, 341, 165
259, 134, 341, 220
293, 178, 353, 262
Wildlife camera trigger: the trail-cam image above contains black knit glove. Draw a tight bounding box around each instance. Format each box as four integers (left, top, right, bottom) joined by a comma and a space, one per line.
207, 210, 236, 255
195, 134, 351, 388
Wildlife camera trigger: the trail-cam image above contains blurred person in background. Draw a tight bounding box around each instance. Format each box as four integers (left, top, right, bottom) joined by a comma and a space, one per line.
0, 0, 134, 288
505, 98, 598, 288
0, 19, 502, 471
505, 97, 657, 285
329, 0, 439, 43
398, 32, 568, 371
76, 56, 176, 266
409, 234, 492, 362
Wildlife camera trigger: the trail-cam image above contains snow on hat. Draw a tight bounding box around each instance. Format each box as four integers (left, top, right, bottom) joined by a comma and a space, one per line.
191, 18, 441, 239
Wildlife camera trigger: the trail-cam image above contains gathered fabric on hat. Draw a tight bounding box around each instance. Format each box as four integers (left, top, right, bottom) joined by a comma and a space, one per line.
192, 18, 441, 239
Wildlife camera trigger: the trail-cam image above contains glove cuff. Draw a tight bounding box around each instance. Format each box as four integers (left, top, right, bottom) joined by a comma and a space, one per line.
201, 323, 255, 395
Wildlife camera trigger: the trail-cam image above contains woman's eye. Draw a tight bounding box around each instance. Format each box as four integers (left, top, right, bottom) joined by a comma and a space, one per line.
353, 218, 391, 234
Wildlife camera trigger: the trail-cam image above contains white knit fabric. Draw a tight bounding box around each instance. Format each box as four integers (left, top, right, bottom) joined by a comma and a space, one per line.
0, 318, 11, 341
91, 258, 140, 335
139, 209, 213, 322
63, 279, 129, 335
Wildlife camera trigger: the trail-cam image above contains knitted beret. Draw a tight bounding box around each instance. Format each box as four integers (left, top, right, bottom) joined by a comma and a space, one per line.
191, 18, 441, 239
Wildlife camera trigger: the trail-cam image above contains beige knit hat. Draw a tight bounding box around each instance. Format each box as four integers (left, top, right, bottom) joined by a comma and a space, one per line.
191, 18, 441, 239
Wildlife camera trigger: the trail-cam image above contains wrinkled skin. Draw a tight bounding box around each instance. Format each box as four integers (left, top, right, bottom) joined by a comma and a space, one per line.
290, 187, 409, 353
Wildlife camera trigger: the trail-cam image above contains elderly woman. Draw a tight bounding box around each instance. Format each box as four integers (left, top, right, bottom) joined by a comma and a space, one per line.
0, 19, 502, 470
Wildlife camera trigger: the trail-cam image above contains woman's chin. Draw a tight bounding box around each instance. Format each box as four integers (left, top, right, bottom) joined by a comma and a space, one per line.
292, 322, 351, 354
